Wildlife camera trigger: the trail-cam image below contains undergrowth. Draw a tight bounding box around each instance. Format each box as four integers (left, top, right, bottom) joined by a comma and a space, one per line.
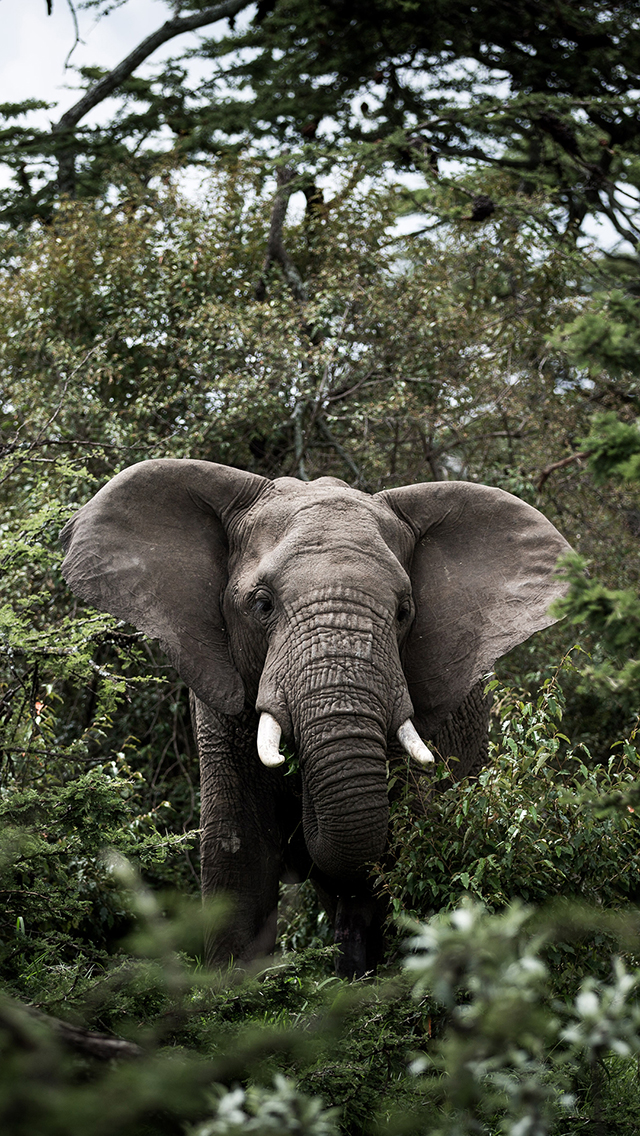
2, 657, 640, 1134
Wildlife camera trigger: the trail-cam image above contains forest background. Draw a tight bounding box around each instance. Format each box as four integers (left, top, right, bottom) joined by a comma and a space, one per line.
2, 2, 640, 1134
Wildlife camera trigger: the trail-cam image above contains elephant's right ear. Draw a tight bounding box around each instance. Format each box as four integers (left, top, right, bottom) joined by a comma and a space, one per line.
61, 459, 270, 715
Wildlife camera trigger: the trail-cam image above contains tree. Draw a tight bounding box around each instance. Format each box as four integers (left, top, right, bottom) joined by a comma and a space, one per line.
2, 0, 639, 247
1, 0, 254, 221
208, 0, 640, 240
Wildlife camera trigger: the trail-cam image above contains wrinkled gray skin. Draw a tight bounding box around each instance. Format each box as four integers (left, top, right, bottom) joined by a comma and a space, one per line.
61, 461, 570, 977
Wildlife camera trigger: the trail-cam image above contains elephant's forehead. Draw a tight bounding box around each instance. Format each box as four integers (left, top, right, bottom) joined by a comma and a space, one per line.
239, 480, 409, 561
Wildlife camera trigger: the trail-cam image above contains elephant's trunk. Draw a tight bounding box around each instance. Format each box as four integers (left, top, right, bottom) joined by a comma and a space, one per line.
297, 706, 390, 879
256, 589, 414, 880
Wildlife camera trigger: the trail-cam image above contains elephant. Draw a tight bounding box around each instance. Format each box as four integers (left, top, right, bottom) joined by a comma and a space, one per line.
60, 461, 570, 977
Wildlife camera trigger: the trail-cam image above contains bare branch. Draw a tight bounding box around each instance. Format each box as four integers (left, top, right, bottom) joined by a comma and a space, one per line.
536, 451, 587, 492
316, 416, 368, 488
416, 426, 443, 482
54, 0, 250, 134
1, 997, 143, 1061
51, 0, 252, 192
34, 1011, 144, 1061
255, 165, 308, 302
64, 0, 82, 70
305, 295, 356, 434
0, 342, 106, 486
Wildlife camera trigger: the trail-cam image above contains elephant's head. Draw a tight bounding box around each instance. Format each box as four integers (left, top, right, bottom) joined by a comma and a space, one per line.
61, 461, 570, 880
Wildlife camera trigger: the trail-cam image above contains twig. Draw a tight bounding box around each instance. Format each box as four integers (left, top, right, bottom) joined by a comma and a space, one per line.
305, 295, 356, 436
326, 370, 376, 403
536, 451, 587, 491
0, 747, 105, 762
0, 342, 105, 487
63, 0, 82, 70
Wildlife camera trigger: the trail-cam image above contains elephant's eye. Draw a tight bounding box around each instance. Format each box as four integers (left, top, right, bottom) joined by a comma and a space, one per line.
252, 590, 274, 618
397, 598, 412, 625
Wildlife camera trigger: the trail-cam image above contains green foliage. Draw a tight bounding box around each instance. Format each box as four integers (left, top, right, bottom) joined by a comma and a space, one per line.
3, 0, 640, 242
0, 760, 197, 993
4, 862, 640, 1136
191, 1077, 340, 1136
0, 850, 433, 1136
1, 147, 640, 1136
402, 901, 640, 1136
381, 664, 640, 931
579, 411, 640, 483
554, 554, 640, 693
0, 489, 200, 987
549, 409, 640, 694
278, 881, 334, 954
555, 291, 640, 380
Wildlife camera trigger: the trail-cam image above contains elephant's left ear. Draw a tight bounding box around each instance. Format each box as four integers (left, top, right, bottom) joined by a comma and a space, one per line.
376, 481, 571, 736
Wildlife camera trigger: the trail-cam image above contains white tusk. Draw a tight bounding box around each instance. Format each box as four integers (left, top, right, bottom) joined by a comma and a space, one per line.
397, 719, 434, 765
257, 712, 285, 767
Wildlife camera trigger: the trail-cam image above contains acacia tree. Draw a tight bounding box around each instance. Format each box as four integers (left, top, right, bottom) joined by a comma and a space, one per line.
3, 0, 640, 248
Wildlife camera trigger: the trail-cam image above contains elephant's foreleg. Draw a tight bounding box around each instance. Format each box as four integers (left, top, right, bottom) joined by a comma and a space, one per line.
334, 894, 384, 979
191, 696, 283, 966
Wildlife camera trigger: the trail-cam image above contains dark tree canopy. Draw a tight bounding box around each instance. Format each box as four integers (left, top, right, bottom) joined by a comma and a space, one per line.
2, 0, 639, 244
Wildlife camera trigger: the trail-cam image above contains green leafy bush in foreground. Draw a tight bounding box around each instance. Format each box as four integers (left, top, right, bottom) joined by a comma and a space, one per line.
386, 667, 640, 904
1, 657, 640, 1134
3, 884, 640, 1136
0, 759, 197, 996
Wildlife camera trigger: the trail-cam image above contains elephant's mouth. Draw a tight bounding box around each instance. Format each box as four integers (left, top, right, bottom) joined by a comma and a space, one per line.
256, 711, 433, 769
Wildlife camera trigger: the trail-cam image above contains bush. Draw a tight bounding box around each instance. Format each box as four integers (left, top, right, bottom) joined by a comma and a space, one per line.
381, 660, 640, 929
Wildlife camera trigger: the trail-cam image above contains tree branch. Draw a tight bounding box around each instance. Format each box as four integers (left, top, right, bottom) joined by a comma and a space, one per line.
536, 451, 587, 491
38, 1012, 144, 1060
2, 996, 143, 1061
292, 400, 309, 481
315, 416, 367, 488
54, 0, 250, 134
51, 0, 252, 193
416, 425, 443, 482
255, 165, 307, 302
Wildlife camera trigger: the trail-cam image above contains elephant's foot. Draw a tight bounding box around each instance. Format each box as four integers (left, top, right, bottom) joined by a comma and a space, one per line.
333, 895, 383, 980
